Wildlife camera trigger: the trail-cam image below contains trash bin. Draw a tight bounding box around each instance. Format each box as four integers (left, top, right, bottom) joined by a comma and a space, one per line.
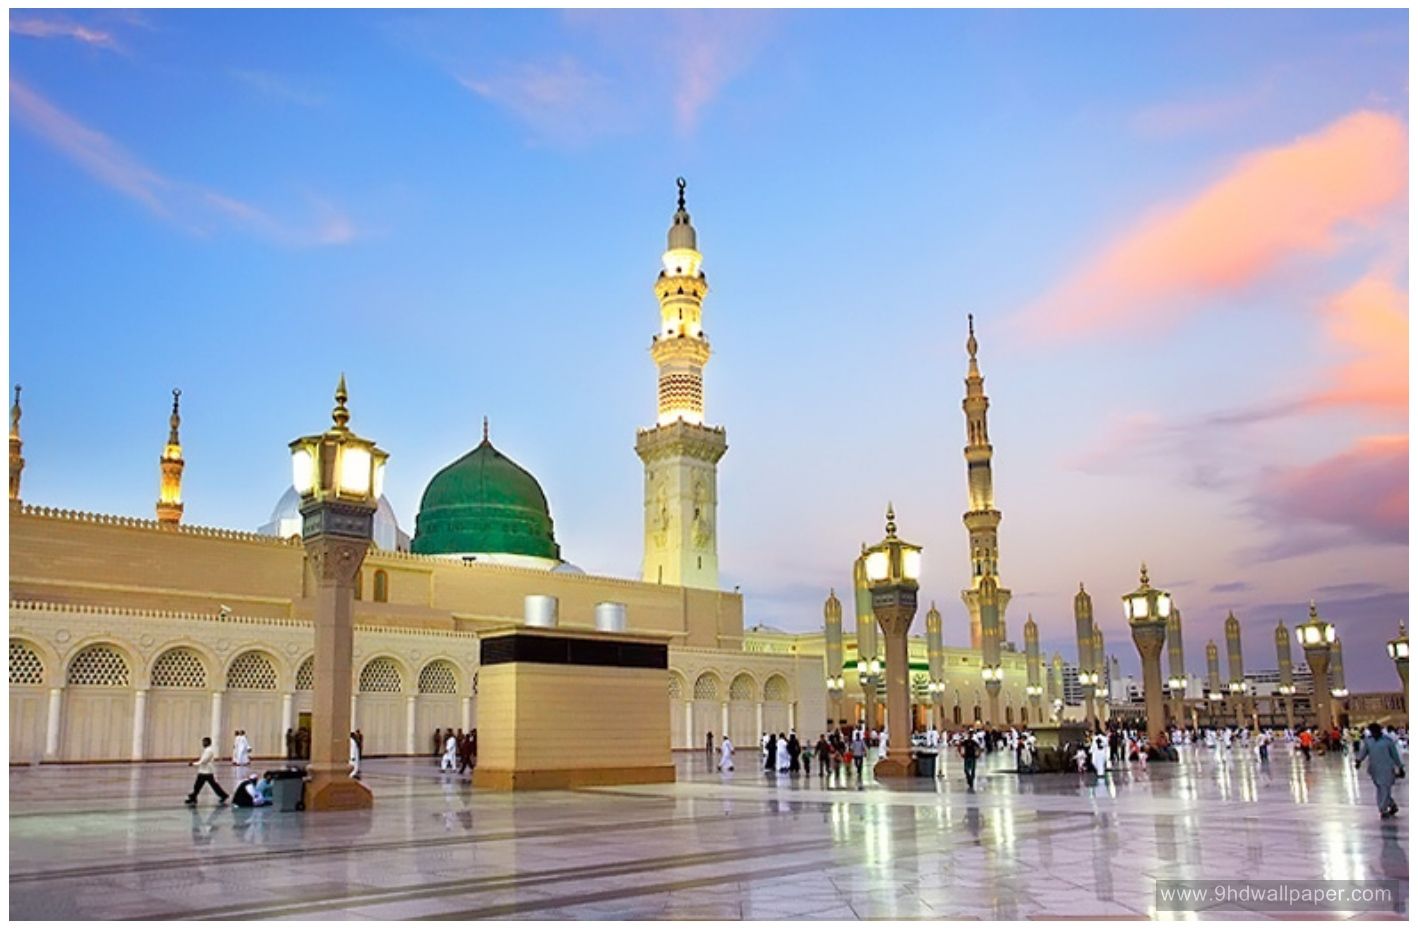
265, 768, 306, 812
914, 750, 938, 778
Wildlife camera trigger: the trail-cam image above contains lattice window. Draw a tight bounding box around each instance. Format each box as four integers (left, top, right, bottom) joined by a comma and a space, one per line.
10, 640, 44, 685
669, 675, 685, 699
151, 648, 207, 689
295, 656, 314, 691
729, 674, 755, 701
359, 657, 403, 693
764, 676, 790, 701
693, 673, 719, 700
67, 645, 131, 688
418, 661, 457, 694
227, 651, 278, 691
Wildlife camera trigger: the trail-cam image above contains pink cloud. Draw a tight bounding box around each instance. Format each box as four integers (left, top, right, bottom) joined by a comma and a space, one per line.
1252, 434, 1407, 549
12, 78, 358, 248
11, 16, 118, 50
1305, 272, 1408, 415
1018, 110, 1407, 338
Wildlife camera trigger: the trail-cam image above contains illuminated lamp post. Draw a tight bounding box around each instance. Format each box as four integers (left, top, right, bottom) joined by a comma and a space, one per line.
1123, 563, 1170, 744
1295, 601, 1336, 732
863, 504, 922, 777
290, 375, 387, 811
1387, 621, 1409, 690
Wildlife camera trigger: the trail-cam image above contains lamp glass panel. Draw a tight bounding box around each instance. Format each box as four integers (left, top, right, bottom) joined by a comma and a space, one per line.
1324, 626, 1335, 644
291, 447, 315, 495
1131, 596, 1150, 619
373, 460, 386, 500
1157, 594, 1172, 617
864, 550, 889, 581
902, 549, 922, 580
338, 446, 372, 497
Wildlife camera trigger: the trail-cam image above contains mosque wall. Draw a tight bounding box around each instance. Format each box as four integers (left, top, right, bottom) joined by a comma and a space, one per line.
9, 509, 805, 763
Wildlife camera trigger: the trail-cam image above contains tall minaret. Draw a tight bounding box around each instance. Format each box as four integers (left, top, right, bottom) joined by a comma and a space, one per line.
1024, 614, 1041, 725
1074, 583, 1096, 730
9, 385, 24, 506
925, 602, 944, 729
1166, 606, 1186, 689
636, 178, 728, 590
824, 589, 843, 721
960, 315, 1010, 649
1275, 619, 1295, 730
156, 388, 185, 526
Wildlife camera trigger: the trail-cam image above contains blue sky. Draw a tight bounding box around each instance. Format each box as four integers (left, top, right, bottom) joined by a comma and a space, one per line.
10, 9, 1408, 681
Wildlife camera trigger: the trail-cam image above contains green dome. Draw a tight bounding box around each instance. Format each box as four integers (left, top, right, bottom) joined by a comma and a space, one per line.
411, 438, 560, 560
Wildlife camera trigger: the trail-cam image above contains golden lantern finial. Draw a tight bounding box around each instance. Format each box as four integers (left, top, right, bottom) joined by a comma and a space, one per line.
884, 502, 896, 538
332, 374, 350, 431
1139, 562, 1150, 586
676, 175, 687, 212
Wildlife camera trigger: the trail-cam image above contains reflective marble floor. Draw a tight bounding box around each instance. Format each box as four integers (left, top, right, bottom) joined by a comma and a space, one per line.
9, 745, 1408, 920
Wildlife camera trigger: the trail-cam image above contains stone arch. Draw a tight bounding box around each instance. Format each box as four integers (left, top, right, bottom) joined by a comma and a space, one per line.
691, 671, 722, 744
415, 658, 462, 754
762, 673, 791, 735
357, 655, 409, 757
226, 650, 280, 691
10, 638, 46, 686
9, 638, 50, 763
729, 672, 757, 701
417, 659, 460, 695
63, 641, 136, 762
668, 670, 687, 700
295, 655, 315, 691
692, 671, 721, 701
150, 647, 210, 689
359, 655, 407, 693
142, 639, 220, 691
668, 670, 689, 749
727, 672, 757, 746
66, 641, 134, 688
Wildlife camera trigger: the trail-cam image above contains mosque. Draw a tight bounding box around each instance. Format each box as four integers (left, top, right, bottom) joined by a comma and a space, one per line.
7, 181, 1032, 765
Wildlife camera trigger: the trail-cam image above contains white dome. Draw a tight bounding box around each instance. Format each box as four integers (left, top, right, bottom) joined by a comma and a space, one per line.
257, 487, 410, 552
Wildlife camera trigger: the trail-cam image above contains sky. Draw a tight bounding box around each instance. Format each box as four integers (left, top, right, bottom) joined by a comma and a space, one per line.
9, 9, 1409, 683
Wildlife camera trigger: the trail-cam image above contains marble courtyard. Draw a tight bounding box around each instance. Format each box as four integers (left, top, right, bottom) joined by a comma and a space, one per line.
9, 747, 1407, 920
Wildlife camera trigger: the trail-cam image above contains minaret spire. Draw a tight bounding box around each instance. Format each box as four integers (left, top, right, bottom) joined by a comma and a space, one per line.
960, 314, 1010, 650
156, 387, 185, 526
636, 176, 727, 590
9, 384, 24, 505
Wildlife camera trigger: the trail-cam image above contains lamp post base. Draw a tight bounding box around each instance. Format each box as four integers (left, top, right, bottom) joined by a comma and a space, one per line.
306, 765, 373, 812
873, 750, 917, 779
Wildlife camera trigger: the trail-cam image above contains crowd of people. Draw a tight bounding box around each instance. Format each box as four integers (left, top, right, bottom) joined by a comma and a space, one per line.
434, 727, 479, 776
702, 717, 1408, 818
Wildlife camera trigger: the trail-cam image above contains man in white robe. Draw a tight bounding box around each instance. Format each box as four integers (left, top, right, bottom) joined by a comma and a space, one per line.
233, 731, 252, 767
440, 734, 457, 772
1090, 733, 1109, 777
719, 736, 734, 771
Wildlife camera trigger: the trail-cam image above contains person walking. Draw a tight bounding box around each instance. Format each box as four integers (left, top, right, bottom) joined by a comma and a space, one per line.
960, 730, 979, 790
433, 728, 443, 759
850, 730, 867, 779
186, 737, 229, 805
787, 732, 801, 774
764, 733, 777, 773
1356, 722, 1405, 819
1299, 727, 1313, 760
1090, 732, 1109, 778
457, 732, 474, 775
284, 728, 295, 760
718, 735, 735, 771
775, 732, 790, 773
440, 733, 457, 772
232, 730, 252, 767
705, 731, 714, 762
349, 732, 362, 780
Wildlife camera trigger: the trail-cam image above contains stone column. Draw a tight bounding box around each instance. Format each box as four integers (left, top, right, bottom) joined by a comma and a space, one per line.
130, 689, 148, 762
682, 700, 692, 749
720, 701, 729, 742
305, 530, 374, 811
281, 693, 294, 743
210, 690, 224, 749
462, 695, 473, 732
1131, 621, 1167, 742
755, 701, 764, 739
350, 693, 359, 730
871, 585, 918, 778
405, 694, 418, 755
45, 686, 63, 761
1305, 647, 1334, 732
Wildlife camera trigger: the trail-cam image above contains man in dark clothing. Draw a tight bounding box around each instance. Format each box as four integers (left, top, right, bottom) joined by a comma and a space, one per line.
960, 734, 979, 790
787, 733, 801, 773
764, 733, 777, 772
